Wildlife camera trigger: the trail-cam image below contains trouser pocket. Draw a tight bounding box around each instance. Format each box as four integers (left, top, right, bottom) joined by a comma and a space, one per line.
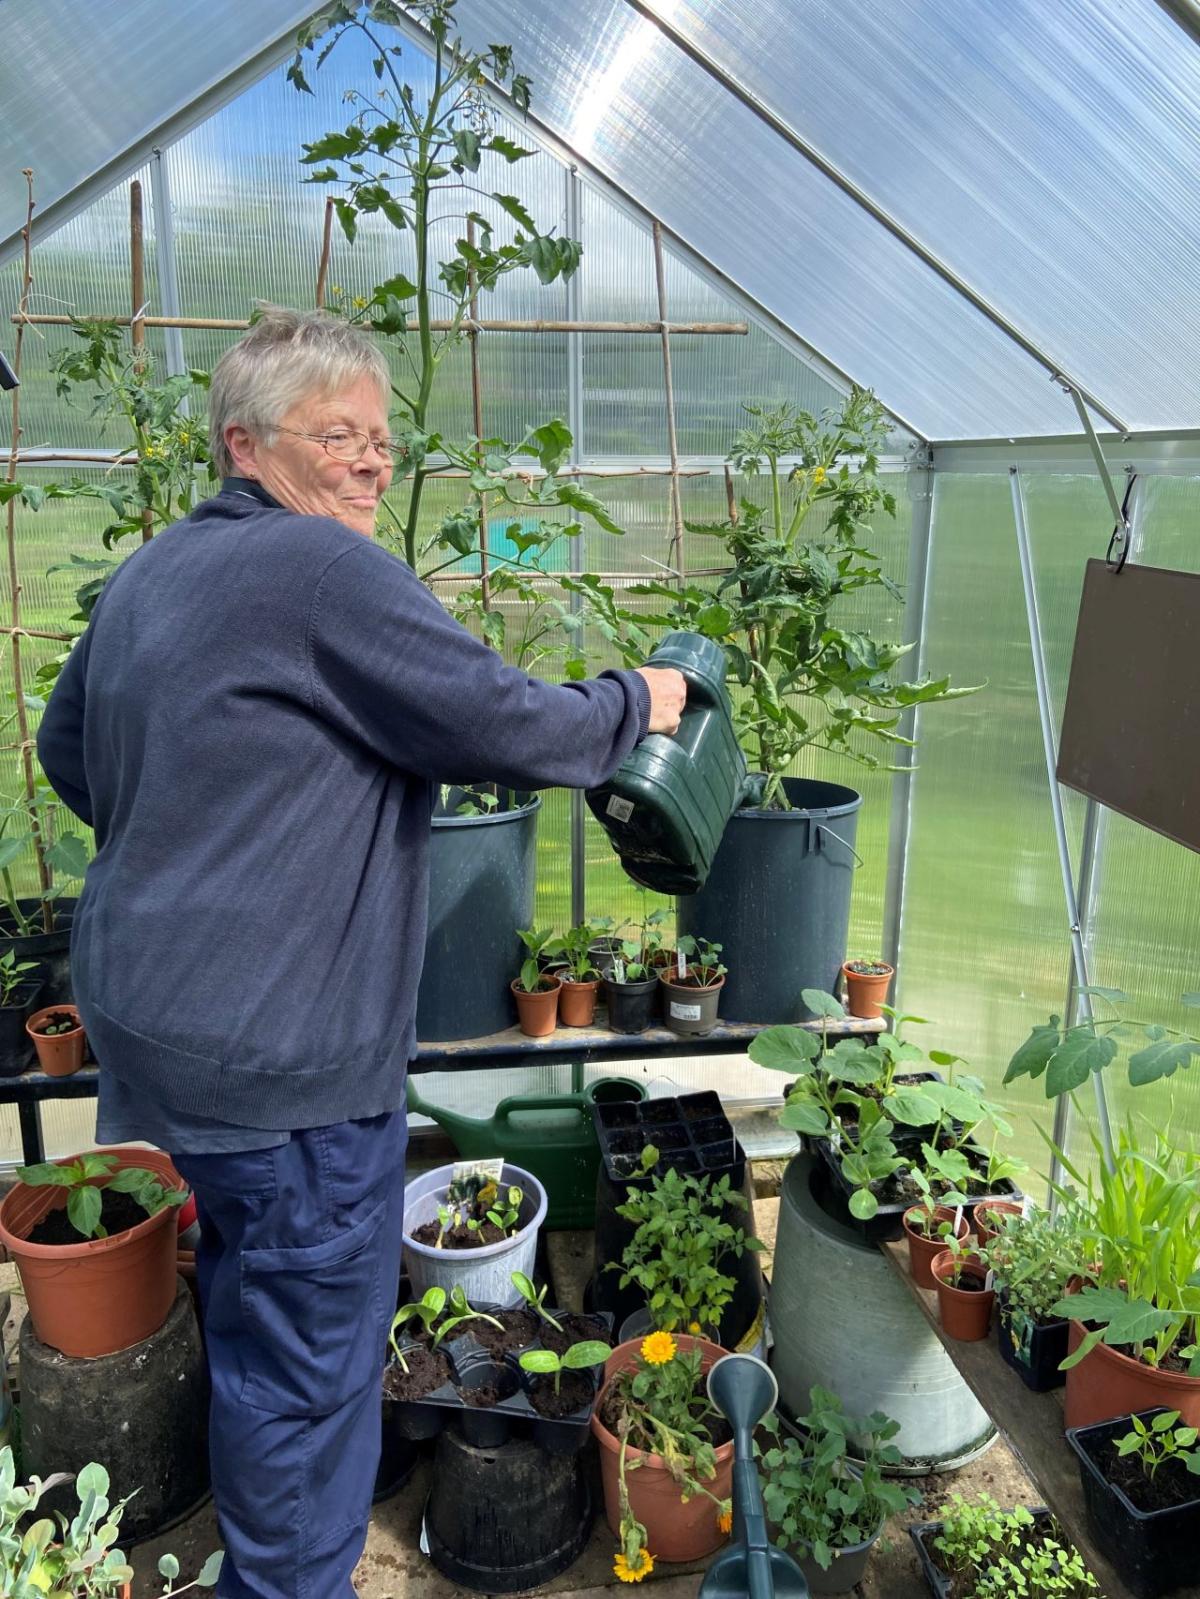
239, 1199, 387, 1416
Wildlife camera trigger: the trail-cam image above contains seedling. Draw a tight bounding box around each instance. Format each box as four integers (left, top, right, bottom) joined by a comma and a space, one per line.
675, 935, 727, 988
388, 1285, 503, 1370
434, 1203, 461, 1247
0, 948, 38, 1006
485, 1185, 523, 1236
907, 1166, 967, 1238
516, 926, 558, 994
18, 1153, 186, 1241
519, 1340, 611, 1396
511, 1270, 563, 1332
1114, 1410, 1200, 1480
609, 939, 649, 985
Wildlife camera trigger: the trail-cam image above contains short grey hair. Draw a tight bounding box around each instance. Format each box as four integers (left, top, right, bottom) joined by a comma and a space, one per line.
208, 305, 391, 476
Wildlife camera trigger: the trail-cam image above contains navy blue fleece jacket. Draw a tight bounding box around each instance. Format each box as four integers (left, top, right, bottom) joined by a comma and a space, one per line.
36, 484, 650, 1130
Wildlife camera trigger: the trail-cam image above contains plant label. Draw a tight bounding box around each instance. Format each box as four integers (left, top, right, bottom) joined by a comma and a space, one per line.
669, 1002, 702, 1022
449, 1157, 505, 1192
676, 948, 687, 980
605, 795, 634, 824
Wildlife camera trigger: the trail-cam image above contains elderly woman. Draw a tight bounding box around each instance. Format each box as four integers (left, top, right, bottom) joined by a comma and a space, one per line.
36, 306, 685, 1599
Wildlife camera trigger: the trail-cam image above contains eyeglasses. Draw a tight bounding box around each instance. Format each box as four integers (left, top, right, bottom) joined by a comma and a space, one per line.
277, 427, 406, 463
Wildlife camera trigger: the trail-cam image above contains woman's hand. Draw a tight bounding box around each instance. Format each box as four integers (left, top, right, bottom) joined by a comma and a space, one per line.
637, 667, 687, 735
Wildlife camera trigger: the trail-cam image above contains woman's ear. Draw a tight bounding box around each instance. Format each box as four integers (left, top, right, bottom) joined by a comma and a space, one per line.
224, 424, 259, 478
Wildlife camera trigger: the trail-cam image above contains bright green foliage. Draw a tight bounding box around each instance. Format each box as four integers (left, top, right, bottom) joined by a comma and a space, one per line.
510, 1270, 562, 1331
518, 1339, 610, 1396
0, 949, 39, 1006
552, 921, 601, 983
17, 1153, 186, 1241
0, 1446, 222, 1596
612, 1168, 762, 1337
674, 935, 726, 988
932, 1494, 1098, 1598
388, 1284, 502, 1369
1114, 1410, 1200, 1480
758, 1387, 918, 1570
1005, 987, 1200, 1097
515, 926, 556, 994
982, 1206, 1082, 1329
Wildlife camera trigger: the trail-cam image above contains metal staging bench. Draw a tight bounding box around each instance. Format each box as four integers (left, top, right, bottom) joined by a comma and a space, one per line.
0, 1013, 885, 1165
880, 1237, 1200, 1599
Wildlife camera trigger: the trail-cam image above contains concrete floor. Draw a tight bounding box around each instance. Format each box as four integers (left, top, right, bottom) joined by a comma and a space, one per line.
2, 1189, 1041, 1598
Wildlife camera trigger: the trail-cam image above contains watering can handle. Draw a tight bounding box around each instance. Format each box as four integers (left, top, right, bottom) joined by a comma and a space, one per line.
494, 1094, 587, 1122
815, 824, 863, 868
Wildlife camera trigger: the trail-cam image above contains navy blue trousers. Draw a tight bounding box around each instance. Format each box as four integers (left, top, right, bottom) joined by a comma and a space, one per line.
173, 1108, 408, 1599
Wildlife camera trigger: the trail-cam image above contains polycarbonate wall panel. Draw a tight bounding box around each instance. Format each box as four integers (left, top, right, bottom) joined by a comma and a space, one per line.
899, 474, 1115, 1171
452, 0, 1075, 439
641, 0, 1200, 433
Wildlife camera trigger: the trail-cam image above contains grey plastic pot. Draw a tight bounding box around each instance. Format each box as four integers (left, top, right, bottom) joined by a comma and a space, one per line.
797, 1524, 882, 1595
659, 972, 724, 1036
402, 1161, 548, 1306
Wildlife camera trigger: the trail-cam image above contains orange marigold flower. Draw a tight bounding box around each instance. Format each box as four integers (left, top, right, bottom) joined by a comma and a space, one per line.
614, 1548, 655, 1583
717, 1505, 733, 1534
640, 1330, 677, 1366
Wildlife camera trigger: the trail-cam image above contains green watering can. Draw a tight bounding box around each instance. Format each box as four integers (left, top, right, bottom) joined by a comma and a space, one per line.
405, 1077, 647, 1231
586, 631, 752, 896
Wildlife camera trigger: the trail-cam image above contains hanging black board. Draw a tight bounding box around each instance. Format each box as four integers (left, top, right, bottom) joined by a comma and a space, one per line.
1057, 558, 1200, 854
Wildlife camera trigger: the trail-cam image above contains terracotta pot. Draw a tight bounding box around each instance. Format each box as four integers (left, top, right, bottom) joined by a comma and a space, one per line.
841, 962, 894, 1019
931, 1250, 994, 1342
973, 1198, 1024, 1249
558, 977, 599, 1028
26, 1003, 85, 1076
592, 1334, 734, 1563
0, 1146, 185, 1357
1063, 1311, 1200, 1429
510, 974, 561, 1038
903, 1205, 969, 1291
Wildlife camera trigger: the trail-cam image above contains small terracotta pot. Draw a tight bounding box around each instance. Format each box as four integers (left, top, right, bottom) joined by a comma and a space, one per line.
26, 1003, 85, 1076
511, 974, 561, 1038
1062, 1298, 1200, 1429
558, 977, 599, 1027
973, 1198, 1024, 1248
592, 1334, 734, 1563
0, 1146, 185, 1358
931, 1250, 995, 1342
841, 962, 894, 1019
903, 1205, 969, 1291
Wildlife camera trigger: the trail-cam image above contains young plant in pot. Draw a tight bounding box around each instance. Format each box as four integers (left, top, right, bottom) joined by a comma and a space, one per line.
26, 1002, 86, 1076
1067, 1406, 1200, 1599
511, 926, 562, 1037
659, 936, 727, 1038
602, 941, 660, 1035
0, 948, 41, 1076
591, 1331, 734, 1576
931, 1233, 995, 1343
841, 958, 894, 1019
983, 1205, 1081, 1391
519, 1340, 612, 1421
0, 1447, 223, 1598
913, 1493, 1099, 1599
758, 1386, 918, 1595
609, 1166, 763, 1344
403, 1160, 547, 1307
902, 1166, 970, 1291
384, 1285, 504, 1407
554, 921, 602, 1028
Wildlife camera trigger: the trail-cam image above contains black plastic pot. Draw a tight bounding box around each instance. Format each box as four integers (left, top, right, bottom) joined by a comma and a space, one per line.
0, 900, 75, 1007
425, 1428, 593, 1593
601, 974, 659, 1033
813, 1136, 1023, 1247
415, 791, 539, 1042
996, 1298, 1069, 1392
677, 778, 861, 1023
910, 1508, 1053, 1599
0, 981, 42, 1076
588, 936, 624, 979
1067, 1409, 1200, 1599
374, 1402, 422, 1501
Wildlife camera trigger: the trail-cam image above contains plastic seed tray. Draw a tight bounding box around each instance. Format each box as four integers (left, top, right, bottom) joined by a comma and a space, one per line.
909, 1510, 1053, 1599
590, 1089, 745, 1187
813, 1135, 1023, 1247
388, 1308, 613, 1455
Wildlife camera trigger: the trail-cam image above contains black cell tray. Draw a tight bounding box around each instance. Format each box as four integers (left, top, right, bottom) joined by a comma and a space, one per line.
910, 1508, 1053, 1599
389, 1308, 613, 1454
590, 1089, 745, 1187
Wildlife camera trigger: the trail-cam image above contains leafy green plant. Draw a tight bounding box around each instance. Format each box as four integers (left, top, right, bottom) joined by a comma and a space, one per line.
982, 1206, 1081, 1330
555, 921, 599, 984
388, 1284, 502, 1368
931, 1494, 1098, 1599
936, 1230, 985, 1288
518, 1340, 610, 1396
611, 1167, 762, 1337
905, 1166, 967, 1237
1114, 1410, 1200, 1481
1006, 986, 1200, 1098
608, 940, 650, 986
0, 790, 91, 938
0, 1447, 222, 1597
674, 935, 727, 989
0, 949, 39, 1006
515, 926, 557, 994
758, 1387, 917, 1570
510, 1270, 562, 1331
17, 1154, 186, 1241
484, 1184, 522, 1235
612, 390, 971, 808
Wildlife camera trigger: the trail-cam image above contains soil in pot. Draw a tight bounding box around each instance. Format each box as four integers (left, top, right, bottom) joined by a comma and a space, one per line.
457, 1362, 518, 1409
411, 1219, 506, 1249
28, 1189, 148, 1247
539, 1313, 612, 1359
470, 1307, 539, 1358
932, 1254, 995, 1343
382, 1347, 451, 1403
528, 1370, 594, 1419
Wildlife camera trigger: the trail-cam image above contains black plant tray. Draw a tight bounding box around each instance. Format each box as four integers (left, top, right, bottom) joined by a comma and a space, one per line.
387, 1307, 613, 1455
813, 1134, 1022, 1246
1067, 1409, 1200, 1599
910, 1508, 1054, 1599
590, 1089, 745, 1187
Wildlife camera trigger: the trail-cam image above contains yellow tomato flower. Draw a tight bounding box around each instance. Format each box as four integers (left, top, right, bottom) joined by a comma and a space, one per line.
717, 1504, 733, 1534
640, 1330, 677, 1366
352, 296, 368, 309
812, 465, 827, 484
614, 1548, 654, 1583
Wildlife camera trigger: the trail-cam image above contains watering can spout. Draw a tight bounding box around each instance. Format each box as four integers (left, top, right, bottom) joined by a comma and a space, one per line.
699, 1356, 810, 1599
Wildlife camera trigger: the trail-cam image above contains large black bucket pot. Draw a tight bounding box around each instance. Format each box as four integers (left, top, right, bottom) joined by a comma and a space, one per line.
416, 791, 540, 1042
0, 898, 76, 1007
425, 1428, 593, 1593
677, 777, 861, 1023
